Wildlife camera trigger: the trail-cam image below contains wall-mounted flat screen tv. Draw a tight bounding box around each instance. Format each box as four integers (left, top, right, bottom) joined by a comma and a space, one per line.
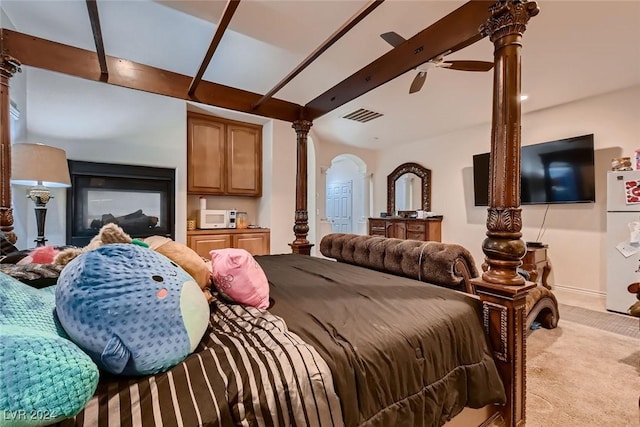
473, 134, 596, 206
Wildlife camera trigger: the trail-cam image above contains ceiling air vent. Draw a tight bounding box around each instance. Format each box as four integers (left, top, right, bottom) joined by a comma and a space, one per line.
341, 108, 383, 123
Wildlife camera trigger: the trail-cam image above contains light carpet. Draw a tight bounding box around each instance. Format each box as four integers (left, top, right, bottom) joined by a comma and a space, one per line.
526, 306, 640, 427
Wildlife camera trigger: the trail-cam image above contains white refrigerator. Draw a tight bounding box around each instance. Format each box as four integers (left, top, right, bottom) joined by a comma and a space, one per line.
606, 170, 640, 314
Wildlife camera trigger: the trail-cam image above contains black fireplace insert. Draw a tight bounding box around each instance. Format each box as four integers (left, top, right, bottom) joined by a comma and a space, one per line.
66, 160, 175, 246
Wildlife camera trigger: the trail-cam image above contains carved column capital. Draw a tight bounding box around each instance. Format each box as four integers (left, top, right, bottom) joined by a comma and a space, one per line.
0, 55, 22, 79
482, 0, 540, 42
292, 119, 312, 136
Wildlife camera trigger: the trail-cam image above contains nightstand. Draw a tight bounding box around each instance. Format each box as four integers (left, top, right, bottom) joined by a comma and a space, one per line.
522, 245, 552, 289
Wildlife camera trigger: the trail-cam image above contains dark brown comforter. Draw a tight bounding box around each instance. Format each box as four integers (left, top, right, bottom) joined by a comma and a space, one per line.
258, 254, 505, 427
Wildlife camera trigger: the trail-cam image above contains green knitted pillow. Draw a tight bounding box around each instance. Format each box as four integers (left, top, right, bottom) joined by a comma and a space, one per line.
0, 272, 99, 427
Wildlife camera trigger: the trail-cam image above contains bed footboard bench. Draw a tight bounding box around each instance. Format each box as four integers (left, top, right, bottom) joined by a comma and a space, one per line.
319, 233, 478, 292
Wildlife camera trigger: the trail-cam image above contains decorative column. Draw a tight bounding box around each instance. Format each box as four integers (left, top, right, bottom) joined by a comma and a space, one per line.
0, 54, 21, 244
481, 0, 539, 286
289, 119, 314, 255
471, 2, 539, 427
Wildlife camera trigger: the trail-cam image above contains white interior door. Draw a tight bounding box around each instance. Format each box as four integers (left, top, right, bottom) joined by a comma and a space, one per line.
327, 181, 352, 233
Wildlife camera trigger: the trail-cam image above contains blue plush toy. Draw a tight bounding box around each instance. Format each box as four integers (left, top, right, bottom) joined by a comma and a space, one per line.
55, 244, 210, 376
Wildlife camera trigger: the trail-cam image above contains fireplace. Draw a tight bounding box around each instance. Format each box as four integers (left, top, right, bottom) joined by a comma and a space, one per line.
66, 160, 175, 246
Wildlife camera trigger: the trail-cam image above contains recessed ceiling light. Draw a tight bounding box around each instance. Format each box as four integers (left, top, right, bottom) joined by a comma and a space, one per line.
520, 94, 529, 101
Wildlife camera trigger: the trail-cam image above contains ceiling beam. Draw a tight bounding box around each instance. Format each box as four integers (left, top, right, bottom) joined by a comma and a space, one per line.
252, 0, 385, 110
304, 0, 495, 120
85, 0, 108, 77
188, 0, 241, 96
2, 29, 303, 122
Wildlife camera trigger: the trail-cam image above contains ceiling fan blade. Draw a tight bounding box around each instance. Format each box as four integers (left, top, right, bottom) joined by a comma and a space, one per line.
409, 71, 427, 94
443, 60, 494, 72
380, 31, 407, 48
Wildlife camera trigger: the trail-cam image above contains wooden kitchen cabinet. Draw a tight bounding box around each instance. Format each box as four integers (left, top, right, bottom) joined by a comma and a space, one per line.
232, 232, 270, 255
368, 217, 442, 242
187, 112, 262, 196
188, 234, 232, 257
226, 124, 262, 196
187, 228, 270, 258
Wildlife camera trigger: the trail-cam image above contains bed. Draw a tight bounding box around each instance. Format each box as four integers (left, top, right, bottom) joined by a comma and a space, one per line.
37, 247, 503, 427
0, 1, 542, 426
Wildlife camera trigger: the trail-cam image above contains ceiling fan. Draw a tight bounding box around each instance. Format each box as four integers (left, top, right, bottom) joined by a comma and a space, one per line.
380, 31, 494, 94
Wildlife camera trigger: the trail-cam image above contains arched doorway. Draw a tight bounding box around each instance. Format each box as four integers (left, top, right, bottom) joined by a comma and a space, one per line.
325, 154, 368, 235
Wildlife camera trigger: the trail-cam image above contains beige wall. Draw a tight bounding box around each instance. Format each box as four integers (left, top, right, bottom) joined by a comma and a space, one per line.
261, 120, 297, 254
374, 85, 640, 295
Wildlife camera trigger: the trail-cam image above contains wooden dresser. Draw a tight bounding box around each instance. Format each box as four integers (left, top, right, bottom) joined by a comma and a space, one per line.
368, 217, 442, 242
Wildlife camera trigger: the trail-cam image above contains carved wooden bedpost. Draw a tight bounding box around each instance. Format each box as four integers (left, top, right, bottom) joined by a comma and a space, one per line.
482, 0, 539, 287
470, 1, 539, 426
290, 119, 314, 255
0, 54, 21, 244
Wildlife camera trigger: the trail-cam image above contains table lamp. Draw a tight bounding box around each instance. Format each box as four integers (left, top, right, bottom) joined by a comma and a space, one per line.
11, 143, 71, 246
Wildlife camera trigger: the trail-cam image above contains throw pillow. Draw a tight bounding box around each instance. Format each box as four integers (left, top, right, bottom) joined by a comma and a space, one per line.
210, 248, 270, 309
0, 272, 99, 427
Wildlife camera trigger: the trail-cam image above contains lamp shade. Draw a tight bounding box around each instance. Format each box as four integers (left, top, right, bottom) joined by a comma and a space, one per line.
11, 143, 71, 188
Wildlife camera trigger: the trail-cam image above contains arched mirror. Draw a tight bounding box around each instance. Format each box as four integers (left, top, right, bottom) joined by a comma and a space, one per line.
387, 162, 431, 215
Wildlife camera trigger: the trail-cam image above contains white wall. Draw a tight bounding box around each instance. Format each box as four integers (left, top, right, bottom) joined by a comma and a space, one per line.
18, 69, 186, 248
375, 85, 640, 295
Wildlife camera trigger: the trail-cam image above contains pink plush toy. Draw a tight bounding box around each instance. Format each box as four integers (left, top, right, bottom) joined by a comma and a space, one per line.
17, 245, 59, 265
210, 248, 269, 309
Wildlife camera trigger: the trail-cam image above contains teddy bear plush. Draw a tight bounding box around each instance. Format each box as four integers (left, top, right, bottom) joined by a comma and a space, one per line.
54, 223, 135, 265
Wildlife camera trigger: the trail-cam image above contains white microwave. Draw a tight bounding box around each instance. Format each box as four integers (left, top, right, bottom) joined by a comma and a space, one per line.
197, 209, 237, 229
